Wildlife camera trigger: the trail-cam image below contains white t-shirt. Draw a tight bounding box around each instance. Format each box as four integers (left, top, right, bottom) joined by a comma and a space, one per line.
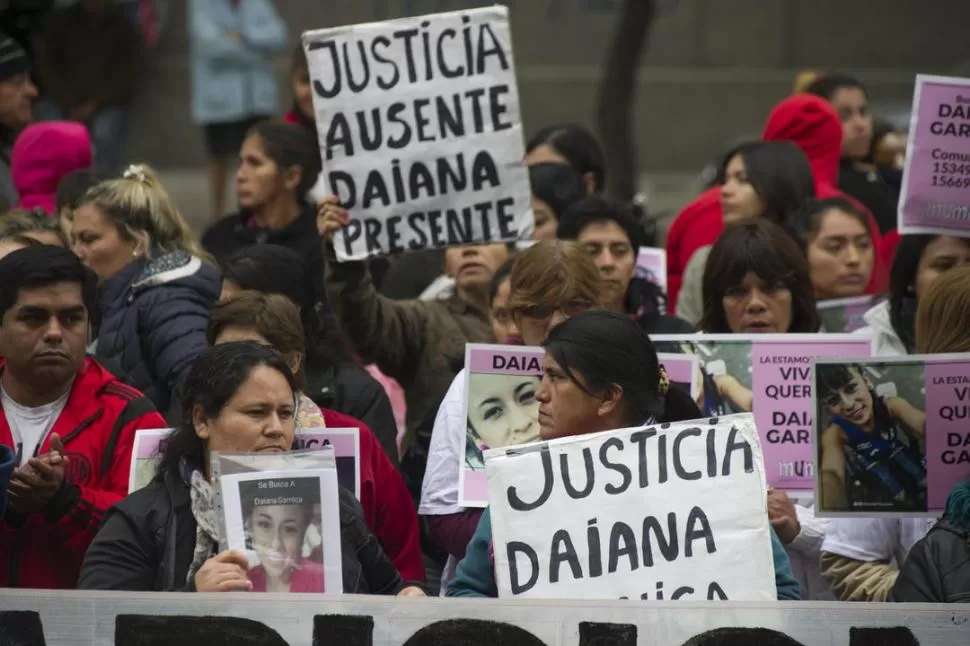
1, 385, 70, 466
419, 369, 466, 517
821, 517, 936, 565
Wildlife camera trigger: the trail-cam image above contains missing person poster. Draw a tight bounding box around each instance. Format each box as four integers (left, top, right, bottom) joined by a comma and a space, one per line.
652, 333, 874, 491
817, 295, 882, 333
129, 428, 362, 497
128, 428, 174, 494
303, 7, 532, 261
813, 354, 970, 516
485, 414, 776, 601
898, 74, 970, 236
219, 457, 343, 594
636, 247, 668, 295
459, 344, 701, 507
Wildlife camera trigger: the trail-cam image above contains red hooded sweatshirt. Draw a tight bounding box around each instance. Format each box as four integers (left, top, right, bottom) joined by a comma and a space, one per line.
12, 121, 92, 215
665, 95, 885, 312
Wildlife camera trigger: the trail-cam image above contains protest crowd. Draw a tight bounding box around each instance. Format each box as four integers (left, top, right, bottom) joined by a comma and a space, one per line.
1, 2, 970, 642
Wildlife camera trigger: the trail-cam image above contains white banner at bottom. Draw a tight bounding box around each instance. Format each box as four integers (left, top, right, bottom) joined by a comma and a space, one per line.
0, 590, 967, 645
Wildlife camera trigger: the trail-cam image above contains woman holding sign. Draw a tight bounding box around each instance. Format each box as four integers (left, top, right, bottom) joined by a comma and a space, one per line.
447, 310, 801, 600
79, 343, 424, 596
204, 291, 425, 582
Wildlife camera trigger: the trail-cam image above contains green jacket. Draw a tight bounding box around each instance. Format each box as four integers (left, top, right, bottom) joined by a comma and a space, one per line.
324, 248, 493, 452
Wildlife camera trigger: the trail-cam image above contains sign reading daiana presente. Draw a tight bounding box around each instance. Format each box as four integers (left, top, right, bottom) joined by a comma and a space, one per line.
486, 414, 776, 601
303, 7, 532, 261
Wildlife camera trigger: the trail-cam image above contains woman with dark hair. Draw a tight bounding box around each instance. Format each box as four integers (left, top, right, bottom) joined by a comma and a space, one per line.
857, 235, 970, 356
419, 240, 605, 591
447, 310, 800, 599
677, 141, 816, 325
557, 194, 692, 334
529, 162, 586, 240
786, 197, 875, 301
219, 244, 399, 465
525, 123, 605, 195
202, 121, 326, 308
698, 219, 820, 334
206, 292, 424, 581
78, 343, 424, 596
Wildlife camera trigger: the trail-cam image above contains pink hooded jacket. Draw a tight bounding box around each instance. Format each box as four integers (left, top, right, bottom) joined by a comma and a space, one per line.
12, 121, 93, 214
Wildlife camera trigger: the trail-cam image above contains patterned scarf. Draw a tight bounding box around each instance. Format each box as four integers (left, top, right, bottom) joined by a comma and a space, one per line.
186, 464, 222, 585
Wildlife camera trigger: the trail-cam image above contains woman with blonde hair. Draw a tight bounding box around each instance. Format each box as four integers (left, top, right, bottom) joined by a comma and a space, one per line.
915, 265, 970, 354
73, 164, 220, 414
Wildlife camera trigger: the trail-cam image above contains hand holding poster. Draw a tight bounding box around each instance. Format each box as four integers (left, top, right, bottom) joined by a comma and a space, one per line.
216, 449, 343, 593
652, 333, 874, 490
898, 74, 970, 235
813, 354, 970, 515
485, 414, 776, 601
303, 7, 532, 261
459, 344, 701, 506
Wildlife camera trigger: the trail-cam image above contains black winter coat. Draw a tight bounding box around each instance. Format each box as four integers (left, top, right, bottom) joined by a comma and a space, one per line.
305, 361, 399, 467
95, 252, 220, 414
77, 468, 406, 594
891, 517, 970, 603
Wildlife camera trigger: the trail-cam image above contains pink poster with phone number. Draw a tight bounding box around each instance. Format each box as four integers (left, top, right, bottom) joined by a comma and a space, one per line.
898, 74, 970, 235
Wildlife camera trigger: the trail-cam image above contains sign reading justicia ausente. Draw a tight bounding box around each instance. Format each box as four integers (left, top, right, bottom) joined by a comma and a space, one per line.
303, 7, 532, 261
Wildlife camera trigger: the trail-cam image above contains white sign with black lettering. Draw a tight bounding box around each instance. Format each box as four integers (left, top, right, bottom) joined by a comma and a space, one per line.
303, 7, 532, 261
486, 414, 776, 601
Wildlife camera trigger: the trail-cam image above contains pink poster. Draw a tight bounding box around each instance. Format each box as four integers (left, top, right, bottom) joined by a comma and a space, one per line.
813, 355, 970, 516
461, 344, 545, 507
636, 247, 667, 294
652, 333, 874, 491
898, 74, 970, 236
817, 296, 882, 333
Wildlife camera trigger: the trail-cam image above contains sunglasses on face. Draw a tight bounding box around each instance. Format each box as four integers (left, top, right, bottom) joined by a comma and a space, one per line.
514, 299, 593, 321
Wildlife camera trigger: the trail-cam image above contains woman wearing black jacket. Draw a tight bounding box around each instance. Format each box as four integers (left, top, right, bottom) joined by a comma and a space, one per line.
220, 244, 400, 466
78, 343, 422, 595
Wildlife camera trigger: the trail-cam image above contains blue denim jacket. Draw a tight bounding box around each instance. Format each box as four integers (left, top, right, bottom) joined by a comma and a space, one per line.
188, 0, 286, 124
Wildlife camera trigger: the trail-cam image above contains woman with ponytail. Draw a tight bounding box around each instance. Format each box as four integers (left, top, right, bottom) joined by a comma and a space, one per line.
446, 309, 800, 599
72, 164, 220, 414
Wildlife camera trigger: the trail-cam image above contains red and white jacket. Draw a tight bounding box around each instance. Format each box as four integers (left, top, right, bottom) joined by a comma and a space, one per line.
0, 358, 167, 588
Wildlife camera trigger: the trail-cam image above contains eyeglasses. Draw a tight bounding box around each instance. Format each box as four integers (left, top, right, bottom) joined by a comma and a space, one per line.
513, 299, 593, 321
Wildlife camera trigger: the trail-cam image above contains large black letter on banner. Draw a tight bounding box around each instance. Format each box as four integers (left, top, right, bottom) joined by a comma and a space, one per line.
115, 616, 290, 646
677, 628, 805, 646
849, 627, 919, 646
312, 615, 374, 646
402, 619, 548, 646
578, 621, 637, 646
0, 611, 46, 646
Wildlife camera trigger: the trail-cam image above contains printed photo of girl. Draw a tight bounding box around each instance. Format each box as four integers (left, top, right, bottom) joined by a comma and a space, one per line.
817, 364, 927, 512
464, 373, 542, 469
239, 476, 326, 593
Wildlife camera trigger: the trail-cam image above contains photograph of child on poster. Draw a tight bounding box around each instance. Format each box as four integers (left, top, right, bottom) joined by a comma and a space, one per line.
465, 373, 542, 469
816, 363, 927, 512
665, 341, 753, 417
238, 476, 325, 592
